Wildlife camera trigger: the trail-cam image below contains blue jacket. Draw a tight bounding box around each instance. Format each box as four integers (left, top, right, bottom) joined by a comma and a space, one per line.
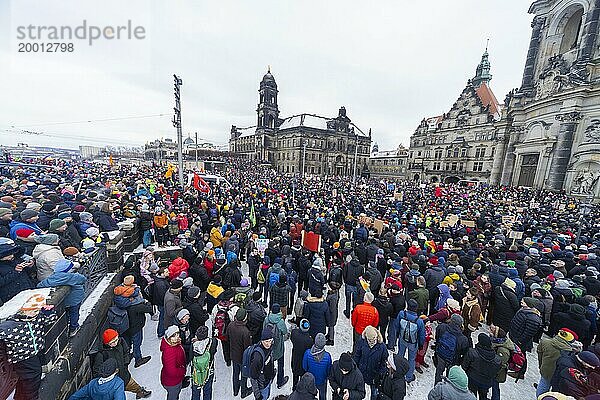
94, 211, 119, 232
353, 338, 388, 385
304, 298, 331, 338
9, 220, 42, 240
38, 272, 87, 307
69, 375, 125, 400
388, 310, 425, 348
302, 348, 332, 386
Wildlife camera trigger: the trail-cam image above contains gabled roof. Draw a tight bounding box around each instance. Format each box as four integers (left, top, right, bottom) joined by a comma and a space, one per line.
277, 113, 369, 137
475, 82, 501, 119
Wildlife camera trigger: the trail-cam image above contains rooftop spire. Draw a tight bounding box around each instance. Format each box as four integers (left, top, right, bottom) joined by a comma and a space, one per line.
472, 43, 492, 88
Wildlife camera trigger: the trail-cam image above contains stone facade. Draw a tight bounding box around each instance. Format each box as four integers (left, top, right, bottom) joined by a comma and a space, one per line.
369, 143, 409, 179
407, 51, 504, 184
499, 0, 600, 199
230, 70, 372, 176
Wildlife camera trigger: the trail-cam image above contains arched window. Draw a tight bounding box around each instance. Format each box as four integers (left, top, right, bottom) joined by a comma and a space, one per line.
559, 7, 584, 53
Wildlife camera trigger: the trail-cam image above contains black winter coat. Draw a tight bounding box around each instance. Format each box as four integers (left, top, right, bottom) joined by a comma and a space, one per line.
343, 259, 364, 286
372, 296, 393, 331
226, 319, 252, 364
139, 212, 153, 231
552, 308, 592, 346
509, 308, 542, 352
377, 357, 409, 400
151, 276, 169, 307
461, 344, 502, 388
0, 259, 35, 303
125, 301, 153, 337
353, 339, 388, 385
93, 338, 131, 384
183, 296, 209, 334
329, 360, 366, 400
492, 285, 519, 333
291, 328, 314, 375
246, 300, 267, 340
308, 267, 326, 296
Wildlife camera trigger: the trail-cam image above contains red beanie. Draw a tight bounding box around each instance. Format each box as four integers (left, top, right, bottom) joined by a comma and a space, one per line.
103, 329, 118, 344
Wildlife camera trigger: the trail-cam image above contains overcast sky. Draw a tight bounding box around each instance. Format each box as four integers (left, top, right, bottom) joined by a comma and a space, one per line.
0, 1, 533, 151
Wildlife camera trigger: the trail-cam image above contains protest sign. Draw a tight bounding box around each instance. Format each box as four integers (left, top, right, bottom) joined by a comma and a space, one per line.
462, 219, 475, 227
255, 238, 269, 256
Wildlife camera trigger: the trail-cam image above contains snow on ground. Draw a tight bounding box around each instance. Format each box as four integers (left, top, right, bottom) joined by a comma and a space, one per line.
128, 262, 540, 399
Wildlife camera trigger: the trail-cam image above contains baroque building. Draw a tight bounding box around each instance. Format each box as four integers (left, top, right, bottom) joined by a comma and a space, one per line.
407, 51, 504, 183
499, 0, 600, 198
368, 143, 409, 179
229, 70, 372, 176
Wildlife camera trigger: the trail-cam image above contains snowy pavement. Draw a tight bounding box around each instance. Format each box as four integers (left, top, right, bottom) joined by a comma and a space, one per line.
128, 262, 540, 399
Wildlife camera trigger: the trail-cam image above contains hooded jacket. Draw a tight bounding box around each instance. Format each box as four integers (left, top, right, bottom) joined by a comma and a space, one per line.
69, 374, 125, 400
262, 312, 288, 360
304, 295, 331, 338
289, 372, 318, 400
160, 337, 186, 387
0, 309, 58, 363
378, 354, 409, 400
508, 307, 542, 352
353, 332, 388, 385
291, 327, 314, 375
93, 338, 132, 385
328, 359, 366, 400
537, 335, 573, 380
492, 284, 519, 332
491, 335, 515, 383
302, 347, 332, 386
37, 271, 86, 307
461, 343, 502, 387
0, 258, 35, 303
33, 243, 65, 281
226, 319, 252, 365
427, 375, 476, 400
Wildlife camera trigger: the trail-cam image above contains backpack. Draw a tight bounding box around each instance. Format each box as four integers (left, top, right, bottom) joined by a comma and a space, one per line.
328, 266, 343, 290
215, 308, 231, 341
437, 330, 457, 363
107, 306, 129, 334
269, 271, 280, 288
234, 290, 249, 307
399, 314, 418, 344
507, 344, 526, 377
192, 341, 213, 387
241, 343, 266, 378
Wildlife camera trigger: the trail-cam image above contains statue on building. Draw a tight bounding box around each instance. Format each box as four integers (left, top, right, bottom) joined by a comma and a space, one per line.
573, 170, 600, 195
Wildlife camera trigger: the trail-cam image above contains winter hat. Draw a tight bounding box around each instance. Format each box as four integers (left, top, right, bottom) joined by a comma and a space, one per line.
503, 278, 517, 291
170, 279, 183, 290
42, 202, 56, 213
58, 211, 72, 220
177, 308, 190, 321
187, 286, 201, 299
0, 208, 11, 218
339, 352, 353, 371
558, 328, 577, 342
54, 259, 74, 273
312, 258, 323, 269
86, 227, 99, 237
314, 333, 326, 351
555, 279, 570, 290
102, 328, 119, 344
49, 218, 66, 231
123, 275, 135, 286
0, 238, 24, 259
35, 233, 59, 245
363, 325, 380, 347
261, 327, 274, 341
449, 313, 464, 327
407, 299, 418, 312
240, 278, 249, 287
523, 297, 537, 308
165, 325, 179, 338
182, 277, 194, 287
364, 292, 374, 304
577, 351, 600, 368
26, 202, 41, 211
99, 358, 118, 378
20, 209, 38, 220
79, 212, 93, 222
553, 270, 565, 279
477, 333, 492, 349
299, 319, 310, 333
272, 303, 281, 314
446, 298, 460, 311
195, 326, 209, 341
63, 247, 79, 256
235, 308, 247, 321
447, 366, 468, 391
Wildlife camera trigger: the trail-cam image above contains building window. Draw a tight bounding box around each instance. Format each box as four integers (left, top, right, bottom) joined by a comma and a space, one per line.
434, 150, 442, 159
417, 151, 422, 157
451, 162, 457, 171
475, 148, 486, 158
459, 163, 464, 171
473, 161, 484, 171
560, 8, 584, 53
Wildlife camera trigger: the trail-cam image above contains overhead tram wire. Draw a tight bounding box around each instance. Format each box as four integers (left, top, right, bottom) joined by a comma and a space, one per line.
1, 127, 146, 147
9, 113, 168, 128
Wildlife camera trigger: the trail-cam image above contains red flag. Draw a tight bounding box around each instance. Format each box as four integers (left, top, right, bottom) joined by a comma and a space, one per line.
301, 230, 322, 253
193, 173, 211, 194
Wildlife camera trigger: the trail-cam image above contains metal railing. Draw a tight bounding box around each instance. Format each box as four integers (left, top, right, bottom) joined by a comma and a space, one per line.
77, 247, 109, 300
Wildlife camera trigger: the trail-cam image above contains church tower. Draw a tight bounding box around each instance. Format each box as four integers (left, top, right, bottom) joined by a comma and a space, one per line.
472, 46, 492, 88
256, 68, 279, 132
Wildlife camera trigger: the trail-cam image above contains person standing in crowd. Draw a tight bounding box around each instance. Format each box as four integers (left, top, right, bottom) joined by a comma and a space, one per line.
227, 308, 253, 398
492, 278, 519, 333
433, 314, 468, 384
329, 352, 366, 400
353, 325, 388, 400
160, 325, 187, 400
428, 366, 476, 400
289, 372, 318, 400
291, 319, 314, 391
69, 359, 125, 400
489, 325, 516, 400
509, 296, 543, 355
94, 329, 152, 399
304, 288, 331, 340
377, 353, 409, 400
263, 303, 290, 389
351, 292, 379, 348
301, 333, 332, 400
164, 279, 183, 329
536, 328, 577, 397
250, 328, 276, 400
325, 281, 340, 346
461, 333, 502, 399
387, 299, 425, 383
190, 326, 218, 400
343, 253, 364, 319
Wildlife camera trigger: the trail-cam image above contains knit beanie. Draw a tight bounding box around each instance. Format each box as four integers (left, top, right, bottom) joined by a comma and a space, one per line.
0, 208, 11, 218
177, 308, 190, 321
271, 303, 281, 314
477, 333, 492, 349
339, 352, 353, 371
35, 233, 59, 245
102, 329, 118, 344
99, 358, 118, 378
313, 333, 326, 351
195, 326, 209, 341
364, 292, 374, 304
449, 313, 464, 328
577, 351, 600, 368
363, 325, 379, 348
170, 279, 183, 290
235, 308, 247, 321
407, 299, 418, 312
165, 325, 179, 338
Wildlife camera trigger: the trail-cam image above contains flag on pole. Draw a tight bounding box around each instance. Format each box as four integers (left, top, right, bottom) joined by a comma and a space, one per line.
249, 201, 256, 227
193, 172, 211, 194
109, 154, 114, 166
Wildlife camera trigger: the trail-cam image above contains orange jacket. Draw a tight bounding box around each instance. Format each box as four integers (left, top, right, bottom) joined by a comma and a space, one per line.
154, 214, 168, 228
351, 303, 379, 335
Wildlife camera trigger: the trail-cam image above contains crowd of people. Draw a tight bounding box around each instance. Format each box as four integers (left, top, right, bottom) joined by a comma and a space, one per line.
0, 156, 598, 400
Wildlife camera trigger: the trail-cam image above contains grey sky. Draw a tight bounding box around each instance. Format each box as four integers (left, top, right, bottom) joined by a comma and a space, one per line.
0, 1, 533, 151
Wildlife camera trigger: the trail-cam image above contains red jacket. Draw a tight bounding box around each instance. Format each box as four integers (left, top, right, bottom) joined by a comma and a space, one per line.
351, 303, 379, 335
168, 257, 190, 280
160, 338, 186, 386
